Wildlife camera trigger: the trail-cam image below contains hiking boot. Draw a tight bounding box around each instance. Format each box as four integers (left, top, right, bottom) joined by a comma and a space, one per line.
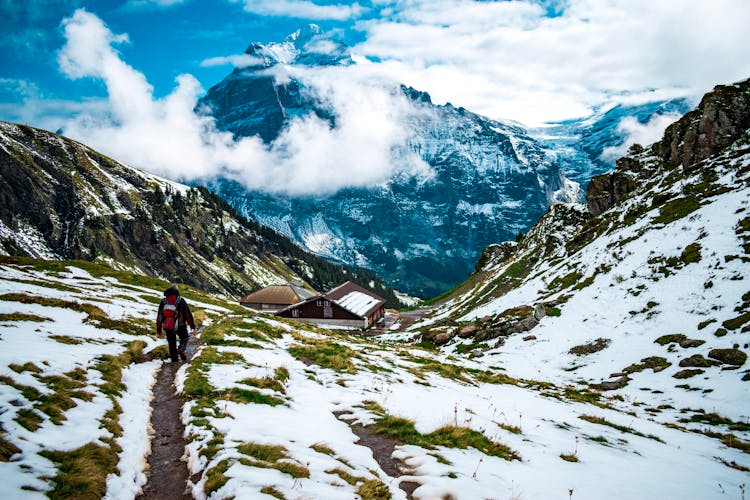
177, 347, 187, 361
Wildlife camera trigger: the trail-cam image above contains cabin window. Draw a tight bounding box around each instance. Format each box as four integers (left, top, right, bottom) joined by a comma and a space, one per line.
292, 309, 299, 318
323, 306, 333, 318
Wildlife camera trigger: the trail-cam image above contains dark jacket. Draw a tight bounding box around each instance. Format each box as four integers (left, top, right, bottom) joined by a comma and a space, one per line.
156, 285, 195, 334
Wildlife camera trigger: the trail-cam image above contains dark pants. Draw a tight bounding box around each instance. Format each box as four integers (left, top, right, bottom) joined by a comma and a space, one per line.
166, 326, 189, 362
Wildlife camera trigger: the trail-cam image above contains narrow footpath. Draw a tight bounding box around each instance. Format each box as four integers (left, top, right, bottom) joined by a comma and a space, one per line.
137, 340, 196, 500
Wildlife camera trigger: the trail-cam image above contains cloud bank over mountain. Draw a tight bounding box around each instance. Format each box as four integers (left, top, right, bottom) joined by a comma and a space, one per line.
57, 9, 430, 196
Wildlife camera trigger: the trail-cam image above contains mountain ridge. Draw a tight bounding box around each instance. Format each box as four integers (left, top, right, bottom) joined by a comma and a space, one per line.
0, 121, 404, 305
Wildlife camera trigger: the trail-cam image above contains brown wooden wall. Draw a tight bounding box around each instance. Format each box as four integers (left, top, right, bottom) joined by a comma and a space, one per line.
277, 298, 361, 321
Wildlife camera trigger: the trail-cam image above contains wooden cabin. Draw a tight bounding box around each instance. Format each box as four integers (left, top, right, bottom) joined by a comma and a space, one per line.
239, 283, 318, 312
275, 281, 386, 329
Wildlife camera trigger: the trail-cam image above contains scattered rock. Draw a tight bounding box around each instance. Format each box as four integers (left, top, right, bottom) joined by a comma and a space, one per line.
679, 354, 720, 368
569, 338, 611, 356
708, 348, 748, 366
458, 324, 478, 338
593, 376, 630, 391
523, 335, 537, 341
673, 369, 705, 379
433, 331, 456, 345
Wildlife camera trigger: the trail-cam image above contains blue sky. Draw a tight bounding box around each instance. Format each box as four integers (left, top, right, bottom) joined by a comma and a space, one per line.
2, 0, 750, 195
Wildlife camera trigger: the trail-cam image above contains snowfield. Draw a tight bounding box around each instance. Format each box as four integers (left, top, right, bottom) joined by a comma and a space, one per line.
0, 259, 747, 499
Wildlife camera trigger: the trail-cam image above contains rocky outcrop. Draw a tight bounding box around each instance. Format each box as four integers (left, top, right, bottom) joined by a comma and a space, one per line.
657, 79, 750, 171
587, 77, 750, 216
474, 304, 547, 342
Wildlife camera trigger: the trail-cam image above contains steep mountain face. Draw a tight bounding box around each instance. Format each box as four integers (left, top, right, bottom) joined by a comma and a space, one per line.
197, 25, 578, 297
408, 78, 750, 428
0, 122, 402, 304
533, 98, 692, 188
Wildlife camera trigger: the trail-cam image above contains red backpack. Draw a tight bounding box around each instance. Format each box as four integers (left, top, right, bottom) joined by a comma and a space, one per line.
162, 295, 181, 332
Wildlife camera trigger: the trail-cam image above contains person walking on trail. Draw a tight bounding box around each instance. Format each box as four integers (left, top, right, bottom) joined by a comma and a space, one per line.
156, 284, 195, 362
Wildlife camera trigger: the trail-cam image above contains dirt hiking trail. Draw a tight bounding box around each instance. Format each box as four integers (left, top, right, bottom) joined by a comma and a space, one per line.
137, 338, 198, 499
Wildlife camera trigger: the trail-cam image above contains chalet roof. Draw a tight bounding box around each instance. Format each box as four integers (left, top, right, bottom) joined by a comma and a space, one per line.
326, 281, 386, 318
275, 281, 386, 320
240, 284, 317, 306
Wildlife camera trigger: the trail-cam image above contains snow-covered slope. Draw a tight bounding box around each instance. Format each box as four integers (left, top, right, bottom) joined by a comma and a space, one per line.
2, 258, 745, 499
404, 79, 750, 433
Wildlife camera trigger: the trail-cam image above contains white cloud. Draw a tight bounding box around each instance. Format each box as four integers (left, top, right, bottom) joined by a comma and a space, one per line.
237, 0, 366, 21
56, 9, 429, 196
353, 0, 750, 125
200, 53, 263, 68
123, 0, 187, 9
600, 112, 683, 163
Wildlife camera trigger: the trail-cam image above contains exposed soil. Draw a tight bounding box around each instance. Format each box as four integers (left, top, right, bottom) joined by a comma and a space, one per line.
137, 336, 199, 500
335, 411, 420, 498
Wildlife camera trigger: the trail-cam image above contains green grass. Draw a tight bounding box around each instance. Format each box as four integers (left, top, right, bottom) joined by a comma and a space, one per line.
366, 409, 520, 461
94, 340, 147, 397
260, 486, 286, 499
274, 366, 290, 384
579, 414, 663, 442
202, 316, 264, 348
238, 446, 310, 480
287, 338, 358, 373
653, 197, 701, 225
204, 458, 232, 495
238, 376, 286, 394
40, 442, 118, 500
183, 347, 245, 397
224, 388, 285, 406
497, 423, 522, 435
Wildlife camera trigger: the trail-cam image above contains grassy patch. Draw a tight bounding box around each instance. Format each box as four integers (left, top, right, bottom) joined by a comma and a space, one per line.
40, 442, 117, 500
366, 407, 520, 461
0, 312, 53, 322
653, 197, 701, 225
238, 376, 286, 394
260, 485, 286, 499
202, 316, 264, 348
0, 293, 151, 336
498, 423, 522, 435
310, 443, 335, 456
204, 458, 231, 495
94, 340, 147, 397
16, 408, 43, 431
560, 453, 579, 462
0, 427, 21, 461
579, 414, 663, 442
183, 347, 245, 397
224, 388, 285, 406
287, 339, 358, 373
274, 366, 290, 384
9, 362, 42, 374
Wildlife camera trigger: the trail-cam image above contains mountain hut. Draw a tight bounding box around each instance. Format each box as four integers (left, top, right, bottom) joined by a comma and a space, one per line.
239, 283, 318, 312
275, 281, 386, 329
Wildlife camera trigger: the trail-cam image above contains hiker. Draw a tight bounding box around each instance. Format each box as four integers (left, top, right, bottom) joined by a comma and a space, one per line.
156, 284, 195, 362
